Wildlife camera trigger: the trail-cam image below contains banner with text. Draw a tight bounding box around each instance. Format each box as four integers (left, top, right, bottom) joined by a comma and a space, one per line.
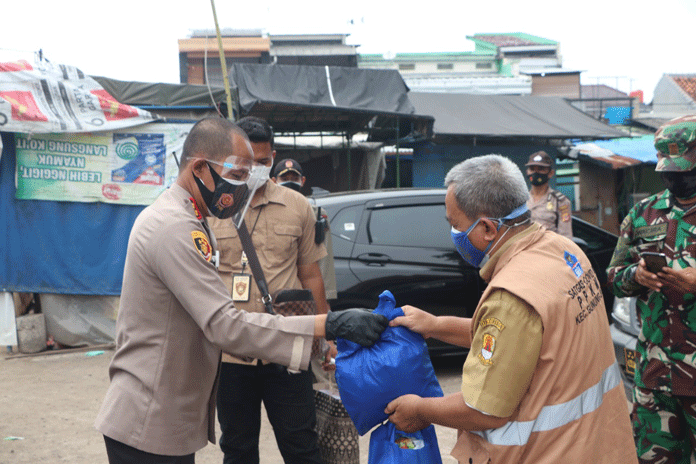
14, 123, 192, 205
0, 60, 155, 134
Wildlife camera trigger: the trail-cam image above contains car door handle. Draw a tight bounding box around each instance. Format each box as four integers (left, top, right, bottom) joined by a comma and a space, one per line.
356, 253, 392, 265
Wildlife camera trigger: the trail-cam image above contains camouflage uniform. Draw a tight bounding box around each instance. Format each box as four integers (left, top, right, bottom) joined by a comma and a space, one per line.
607, 115, 696, 464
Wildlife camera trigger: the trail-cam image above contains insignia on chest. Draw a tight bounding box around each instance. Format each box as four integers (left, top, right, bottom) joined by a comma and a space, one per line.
634, 223, 668, 239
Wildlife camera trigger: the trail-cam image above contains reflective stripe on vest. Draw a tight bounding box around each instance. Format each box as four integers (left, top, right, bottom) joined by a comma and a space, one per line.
473, 362, 622, 446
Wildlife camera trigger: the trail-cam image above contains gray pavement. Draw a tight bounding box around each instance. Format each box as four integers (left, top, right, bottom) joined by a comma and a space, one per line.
1, 348, 464, 464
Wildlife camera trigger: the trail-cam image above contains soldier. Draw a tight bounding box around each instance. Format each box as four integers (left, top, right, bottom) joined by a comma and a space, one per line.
525, 151, 573, 239
607, 115, 696, 463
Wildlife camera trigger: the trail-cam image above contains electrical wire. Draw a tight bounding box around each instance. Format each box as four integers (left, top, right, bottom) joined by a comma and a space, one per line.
203, 34, 224, 118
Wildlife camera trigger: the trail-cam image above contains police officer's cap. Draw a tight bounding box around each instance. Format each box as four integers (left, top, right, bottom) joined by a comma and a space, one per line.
273, 158, 303, 178
525, 151, 552, 168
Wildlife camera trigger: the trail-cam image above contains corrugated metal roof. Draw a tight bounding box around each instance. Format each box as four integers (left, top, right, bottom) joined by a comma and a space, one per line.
408, 92, 624, 139
469, 33, 557, 47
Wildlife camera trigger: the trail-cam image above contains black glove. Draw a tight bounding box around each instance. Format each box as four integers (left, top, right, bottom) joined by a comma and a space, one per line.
325, 308, 389, 347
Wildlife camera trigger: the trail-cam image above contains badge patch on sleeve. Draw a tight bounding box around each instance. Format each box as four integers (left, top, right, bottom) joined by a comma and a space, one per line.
564, 251, 584, 278
560, 203, 571, 222
191, 231, 212, 262
478, 333, 496, 365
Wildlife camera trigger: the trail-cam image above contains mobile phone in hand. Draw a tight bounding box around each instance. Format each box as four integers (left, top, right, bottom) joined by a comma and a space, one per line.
641, 252, 667, 274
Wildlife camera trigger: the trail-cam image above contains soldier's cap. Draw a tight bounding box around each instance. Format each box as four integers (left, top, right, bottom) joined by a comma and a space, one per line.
654, 115, 696, 172
272, 158, 303, 178
525, 151, 553, 168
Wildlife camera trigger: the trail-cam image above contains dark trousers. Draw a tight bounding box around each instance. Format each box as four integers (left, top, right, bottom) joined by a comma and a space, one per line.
216, 361, 322, 464
103, 435, 195, 464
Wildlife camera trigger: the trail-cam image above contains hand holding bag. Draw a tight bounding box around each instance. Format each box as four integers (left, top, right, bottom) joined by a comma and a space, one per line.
335, 290, 443, 435
368, 422, 443, 464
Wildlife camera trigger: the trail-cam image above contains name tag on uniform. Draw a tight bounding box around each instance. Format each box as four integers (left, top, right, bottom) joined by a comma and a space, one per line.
232, 274, 251, 302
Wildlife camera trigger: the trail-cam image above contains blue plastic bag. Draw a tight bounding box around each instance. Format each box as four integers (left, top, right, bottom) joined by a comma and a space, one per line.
368, 422, 443, 464
335, 290, 443, 435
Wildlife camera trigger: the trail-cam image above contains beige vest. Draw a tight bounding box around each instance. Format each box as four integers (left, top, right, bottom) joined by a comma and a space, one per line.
452, 228, 636, 464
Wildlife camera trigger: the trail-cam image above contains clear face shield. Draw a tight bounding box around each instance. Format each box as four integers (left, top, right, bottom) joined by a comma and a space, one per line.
192, 155, 269, 228
230, 162, 271, 228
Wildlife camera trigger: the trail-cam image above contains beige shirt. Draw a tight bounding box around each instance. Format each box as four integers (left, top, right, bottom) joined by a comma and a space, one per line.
527, 188, 573, 239
94, 184, 315, 456
461, 289, 542, 417
209, 180, 327, 364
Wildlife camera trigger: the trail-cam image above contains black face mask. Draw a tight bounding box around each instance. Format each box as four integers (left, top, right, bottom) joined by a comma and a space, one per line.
193, 163, 250, 219
279, 181, 302, 193
529, 172, 549, 186
660, 170, 696, 200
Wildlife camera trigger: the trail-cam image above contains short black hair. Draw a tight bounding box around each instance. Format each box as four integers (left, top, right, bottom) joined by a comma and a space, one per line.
179, 117, 245, 172
237, 116, 274, 149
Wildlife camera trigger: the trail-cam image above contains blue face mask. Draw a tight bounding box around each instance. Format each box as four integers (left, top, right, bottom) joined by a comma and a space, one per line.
451, 204, 529, 268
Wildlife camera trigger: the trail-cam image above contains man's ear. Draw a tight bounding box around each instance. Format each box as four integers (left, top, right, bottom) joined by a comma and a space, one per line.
191, 158, 208, 177
271, 176, 278, 184
300, 176, 306, 187
480, 218, 499, 241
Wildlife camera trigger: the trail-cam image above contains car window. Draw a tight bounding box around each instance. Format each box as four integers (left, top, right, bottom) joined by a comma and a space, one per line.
368, 204, 451, 248
331, 205, 362, 242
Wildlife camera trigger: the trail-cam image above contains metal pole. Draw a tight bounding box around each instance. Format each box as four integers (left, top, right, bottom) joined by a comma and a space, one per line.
210, 0, 234, 120
395, 117, 400, 188
347, 133, 352, 191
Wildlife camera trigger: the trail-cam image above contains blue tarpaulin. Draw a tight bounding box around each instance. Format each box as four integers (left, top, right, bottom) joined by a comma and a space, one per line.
577, 135, 657, 165
0, 132, 144, 295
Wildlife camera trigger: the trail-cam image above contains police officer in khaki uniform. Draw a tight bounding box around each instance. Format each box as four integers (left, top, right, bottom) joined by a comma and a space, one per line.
94, 117, 387, 464
271, 158, 337, 302
210, 118, 334, 464
525, 150, 573, 239
271, 158, 338, 387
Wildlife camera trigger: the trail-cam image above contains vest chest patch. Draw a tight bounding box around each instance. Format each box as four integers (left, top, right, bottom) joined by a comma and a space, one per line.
564, 251, 584, 278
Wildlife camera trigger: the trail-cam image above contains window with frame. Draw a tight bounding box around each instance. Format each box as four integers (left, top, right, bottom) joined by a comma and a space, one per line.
367, 204, 451, 248
398, 63, 415, 71
476, 62, 493, 69
437, 63, 453, 70
331, 205, 362, 242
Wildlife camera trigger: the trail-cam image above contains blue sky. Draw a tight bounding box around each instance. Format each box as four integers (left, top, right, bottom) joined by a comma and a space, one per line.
2, 0, 695, 102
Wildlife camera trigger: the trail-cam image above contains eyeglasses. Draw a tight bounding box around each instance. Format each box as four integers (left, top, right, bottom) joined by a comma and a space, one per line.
192, 156, 252, 182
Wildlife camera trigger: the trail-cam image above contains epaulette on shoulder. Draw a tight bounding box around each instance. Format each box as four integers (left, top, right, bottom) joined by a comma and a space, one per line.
551, 190, 568, 202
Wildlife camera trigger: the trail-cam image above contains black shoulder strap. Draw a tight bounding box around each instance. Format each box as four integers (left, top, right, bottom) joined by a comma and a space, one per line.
236, 219, 275, 314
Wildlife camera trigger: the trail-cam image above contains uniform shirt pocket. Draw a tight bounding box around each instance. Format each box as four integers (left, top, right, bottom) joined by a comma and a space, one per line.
212, 225, 242, 274
266, 224, 302, 265
634, 232, 666, 257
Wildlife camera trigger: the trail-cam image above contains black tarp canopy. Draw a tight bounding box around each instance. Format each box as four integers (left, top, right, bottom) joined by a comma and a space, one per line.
229, 63, 433, 141
408, 92, 626, 140
92, 76, 226, 108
